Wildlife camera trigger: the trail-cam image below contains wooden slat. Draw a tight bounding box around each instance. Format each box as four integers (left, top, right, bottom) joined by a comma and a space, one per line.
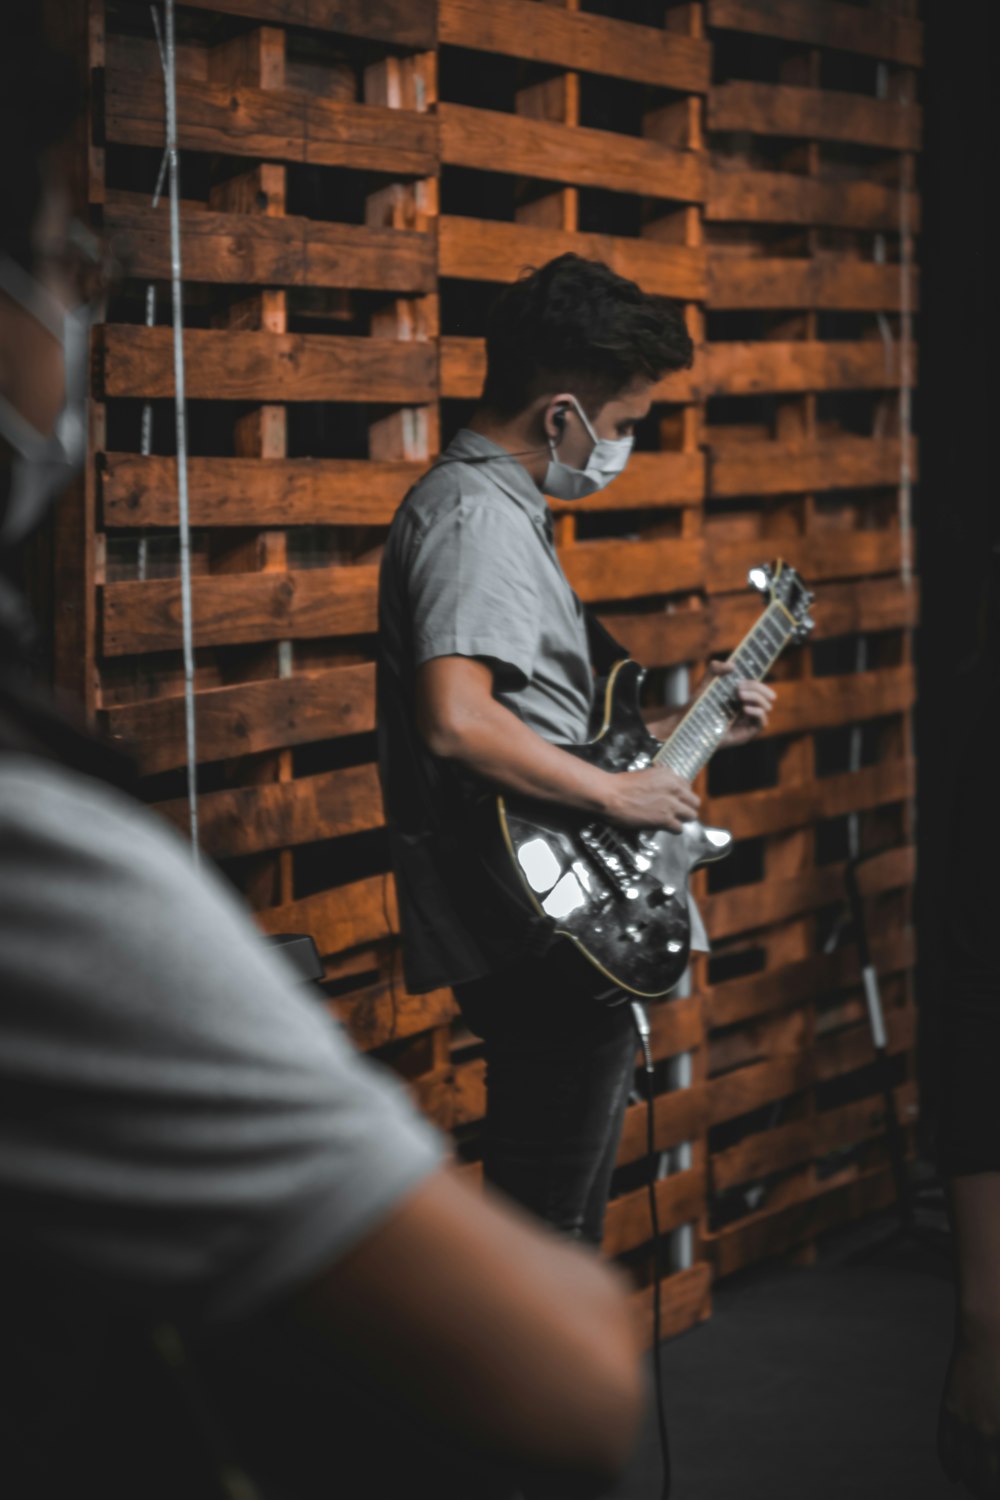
704, 340, 905, 397
618, 1085, 708, 1168
709, 82, 921, 152
439, 103, 706, 204
104, 70, 436, 176
707, 168, 920, 231
103, 662, 375, 774
707, 531, 904, 590
709, 436, 913, 498
336, 978, 457, 1054
561, 536, 704, 604
604, 606, 711, 671
102, 450, 703, 529
703, 842, 914, 941
106, 202, 434, 293
604, 1167, 706, 1256
102, 454, 421, 529
706, 0, 922, 67
707, 928, 914, 1031
708, 1165, 896, 1277
440, 0, 711, 93
441, 336, 696, 404
439, 215, 706, 301
708, 1004, 913, 1129
705, 757, 914, 841
256, 872, 395, 958
175, 0, 436, 48
103, 565, 379, 655
707, 257, 917, 313
711, 1083, 918, 1193
100, 326, 436, 403
630, 1263, 712, 1348
711, 577, 919, 647
157, 763, 383, 857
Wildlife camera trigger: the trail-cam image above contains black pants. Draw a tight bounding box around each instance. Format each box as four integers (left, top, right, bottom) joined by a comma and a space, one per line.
455, 941, 638, 1246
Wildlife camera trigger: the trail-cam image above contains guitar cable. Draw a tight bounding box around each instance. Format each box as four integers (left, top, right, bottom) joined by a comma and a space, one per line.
629, 1000, 672, 1500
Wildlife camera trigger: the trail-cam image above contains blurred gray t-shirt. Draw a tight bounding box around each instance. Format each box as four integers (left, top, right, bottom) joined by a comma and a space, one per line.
0, 756, 444, 1322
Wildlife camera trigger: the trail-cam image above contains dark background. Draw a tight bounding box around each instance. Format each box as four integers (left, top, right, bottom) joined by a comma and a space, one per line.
915, 0, 994, 1150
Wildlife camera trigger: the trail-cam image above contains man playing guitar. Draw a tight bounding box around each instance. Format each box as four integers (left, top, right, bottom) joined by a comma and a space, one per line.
377, 254, 775, 1246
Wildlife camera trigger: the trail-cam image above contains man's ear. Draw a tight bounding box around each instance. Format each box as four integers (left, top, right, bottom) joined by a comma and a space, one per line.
543, 393, 575, 443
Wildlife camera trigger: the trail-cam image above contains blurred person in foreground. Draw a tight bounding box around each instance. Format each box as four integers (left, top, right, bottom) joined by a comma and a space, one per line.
0, 16, 643, 1499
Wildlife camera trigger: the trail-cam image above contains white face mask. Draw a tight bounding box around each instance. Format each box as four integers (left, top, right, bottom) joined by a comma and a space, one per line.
0, 252, 92, 548
542, 394, 634, 502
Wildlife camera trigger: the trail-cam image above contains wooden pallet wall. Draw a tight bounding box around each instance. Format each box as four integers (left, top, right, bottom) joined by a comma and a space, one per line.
62, 0, 921, 1345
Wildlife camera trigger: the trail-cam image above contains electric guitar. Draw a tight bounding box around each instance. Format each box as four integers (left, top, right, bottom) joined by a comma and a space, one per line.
486, 561, 815, 998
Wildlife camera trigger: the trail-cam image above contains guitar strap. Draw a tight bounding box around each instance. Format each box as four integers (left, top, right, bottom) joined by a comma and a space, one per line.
580, 600, 631, 674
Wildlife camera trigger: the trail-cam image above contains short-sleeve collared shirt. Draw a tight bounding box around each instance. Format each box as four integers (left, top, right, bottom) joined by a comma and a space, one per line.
376, 427, 707, 993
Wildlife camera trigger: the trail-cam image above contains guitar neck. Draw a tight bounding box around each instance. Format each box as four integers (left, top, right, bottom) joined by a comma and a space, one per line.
654, 602, 795, 781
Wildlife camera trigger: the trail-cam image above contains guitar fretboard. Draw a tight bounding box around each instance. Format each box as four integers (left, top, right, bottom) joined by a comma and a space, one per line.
654, 603, 793, 781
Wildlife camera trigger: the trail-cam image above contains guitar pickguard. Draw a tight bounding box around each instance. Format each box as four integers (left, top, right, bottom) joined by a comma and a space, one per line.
496, 661, 732, 998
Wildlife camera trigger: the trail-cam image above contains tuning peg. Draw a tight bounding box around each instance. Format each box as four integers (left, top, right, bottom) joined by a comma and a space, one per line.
748, 564, 772, 593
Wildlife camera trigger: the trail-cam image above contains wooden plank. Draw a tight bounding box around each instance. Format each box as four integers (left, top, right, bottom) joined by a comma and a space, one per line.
102, 454, 421, 529
441, 336, 696, 404
104, 70, 436, 176
103, 451, 702, 531
256, 872, 395, 957
707, 257, 917, 313
618, 1086, 708, 1167
103, 663, 375, 774
707, 928, 914, 1030
630, 1263, 712, 1348
707, 168, 920, 232
703, 842, 914, 940
709, 436, 914, 498
439, 215, 706, 301
705, 757, 915, 841
157, 763, 383, 858
440, 0, 711, 93
102, 565, 379, 655
707, 531, 905, 590
711, 577, 919, 647
106, 202, 434, 293
604, 1167, 706, 1257
413, 1058, 489, 1132
707, 1166, 896, 1277
561, 536, 704, 604
709, 1054, 810, 1127
605, 607, 711, 671
336, 977, 456, 1054
439, 103, 706, 204
706, 0, 922, 67
710, 1083, 918, 1193
704, 340, 905, 397
100, 326, 436, 403
175, 0, 436, 48
709, 82, 921, 152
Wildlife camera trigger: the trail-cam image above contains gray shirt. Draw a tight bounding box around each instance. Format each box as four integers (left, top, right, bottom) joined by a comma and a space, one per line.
377, 428, 707, 994
0, 756, 443, 1322
405, 427, 594, 742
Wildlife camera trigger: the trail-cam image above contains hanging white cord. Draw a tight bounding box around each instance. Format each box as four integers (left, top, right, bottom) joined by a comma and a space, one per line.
153, 2, 200, 862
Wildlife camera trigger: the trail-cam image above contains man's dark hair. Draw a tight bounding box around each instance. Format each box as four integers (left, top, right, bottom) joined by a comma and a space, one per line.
481, 253, 693, 417
0, 10, 80, 270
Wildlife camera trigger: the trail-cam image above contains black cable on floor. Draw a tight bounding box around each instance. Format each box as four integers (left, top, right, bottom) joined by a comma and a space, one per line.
630, 1001, 671, 1500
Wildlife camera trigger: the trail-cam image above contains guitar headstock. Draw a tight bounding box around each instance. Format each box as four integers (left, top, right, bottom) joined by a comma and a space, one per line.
748, 560, 815, 642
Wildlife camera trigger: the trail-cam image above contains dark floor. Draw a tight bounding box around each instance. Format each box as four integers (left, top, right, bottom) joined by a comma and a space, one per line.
610, 1211, 959, 1500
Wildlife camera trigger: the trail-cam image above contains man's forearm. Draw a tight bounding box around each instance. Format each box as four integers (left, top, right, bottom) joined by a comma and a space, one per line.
433, 692, 620, 816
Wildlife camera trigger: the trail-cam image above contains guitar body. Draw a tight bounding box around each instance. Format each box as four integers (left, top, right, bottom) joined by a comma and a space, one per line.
493, 660, 734, 998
